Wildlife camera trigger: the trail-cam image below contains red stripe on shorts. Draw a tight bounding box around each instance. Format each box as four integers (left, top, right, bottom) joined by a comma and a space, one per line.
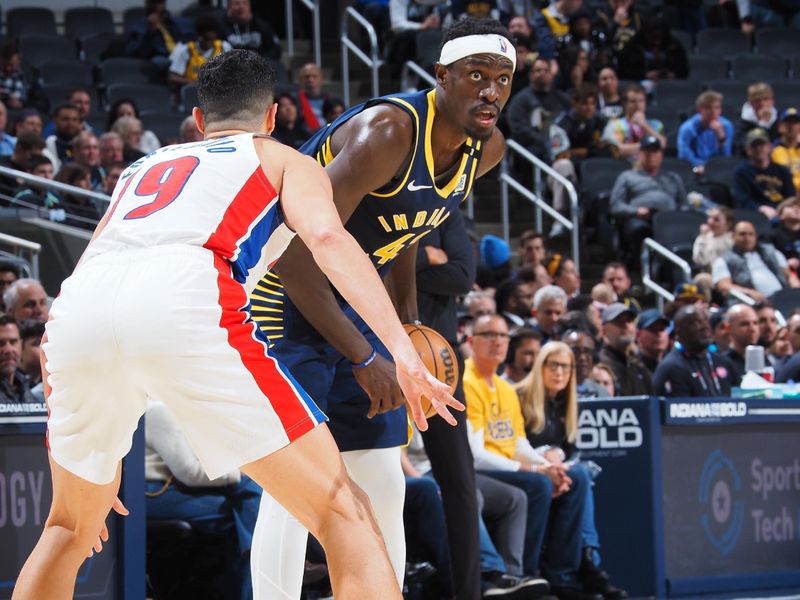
210, 253, 315, 441
204, 166, 279, 260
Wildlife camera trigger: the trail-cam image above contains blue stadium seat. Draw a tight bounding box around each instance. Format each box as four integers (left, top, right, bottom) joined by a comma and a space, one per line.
706, 80, 747, 107
730, 54, 788, 82
107, 82, 172, 113
653, 80, 704, 113
100, 58, 150, 85
771, 80, 800, 108
769, 288, 800, 319
755, 28, 799, 57
19, 35, 78, 79
696, 28, 751, 57
704, 156, 741, 189
688, 54, 728, 81
39, 60, 94, 86
64, 7, 115, 40
6, 7, 56, 37
141, 110, 187, 146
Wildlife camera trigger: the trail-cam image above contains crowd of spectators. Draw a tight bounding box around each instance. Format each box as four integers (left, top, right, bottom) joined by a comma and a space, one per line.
2, 1, 800, 599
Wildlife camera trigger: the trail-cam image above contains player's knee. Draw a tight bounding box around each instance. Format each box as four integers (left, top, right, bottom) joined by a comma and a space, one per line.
317, 478, 378, 538
40, 518, 97, 561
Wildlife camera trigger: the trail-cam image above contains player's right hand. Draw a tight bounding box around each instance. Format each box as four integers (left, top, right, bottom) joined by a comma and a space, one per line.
353, 353, 406, 418
393, 348, 464, 432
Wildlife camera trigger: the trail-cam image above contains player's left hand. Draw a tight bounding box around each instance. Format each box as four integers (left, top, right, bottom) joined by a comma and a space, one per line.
88, 497, 129, 557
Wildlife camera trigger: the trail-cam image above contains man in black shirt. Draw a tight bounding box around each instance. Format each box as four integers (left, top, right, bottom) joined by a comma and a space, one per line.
732, 128, 795, 220
653, 306, 735, 397
767, 198, 800, 275
223, 0, 282, 59
598, 303, 651, 396
722, 303, 759, 385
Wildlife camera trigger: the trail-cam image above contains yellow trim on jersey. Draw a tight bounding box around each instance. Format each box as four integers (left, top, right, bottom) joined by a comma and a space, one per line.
462, 147, 481, 201
423, 90, 475, 199
369, 97, 421, 198
251, 306, 282, 314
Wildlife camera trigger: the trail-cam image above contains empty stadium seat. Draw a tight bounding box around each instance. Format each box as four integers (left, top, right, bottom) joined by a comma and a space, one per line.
769, 288, 800, 319
671, 29, 693, 54
141, 110, 186, 146
661, 156, 696, 189
39, 60, 93, 86
64, 7, 115, 40
688, 54, 729, 81
732, 208, 771, 238
415, 30, 443, 71
730, 54, 788, 82
653, 80, 704, 112
696, 28, 751, 57
704, 156, 741, 188
706, 80, 747, 107
579, 157, 629, 195
771, 80, 800, 108
6, 7, 56, 37
107, 83, 172, 113
653, 210, 706, 257
20, 36, 78, 77
40, 83, 98, 114
755, 28, 799, 57
100, 58, 150, 85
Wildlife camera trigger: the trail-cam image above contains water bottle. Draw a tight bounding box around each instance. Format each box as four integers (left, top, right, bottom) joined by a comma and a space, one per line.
745, 345, 774, 382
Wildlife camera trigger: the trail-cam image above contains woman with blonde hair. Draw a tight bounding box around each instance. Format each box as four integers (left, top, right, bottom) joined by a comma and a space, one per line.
516, 342, 626, 600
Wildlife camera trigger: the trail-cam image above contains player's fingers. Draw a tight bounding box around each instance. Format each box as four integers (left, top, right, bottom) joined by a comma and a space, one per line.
112, 497, 129, 516
100, 525, 109, 542
407, 394, 429, 432
426, 376, 464, 411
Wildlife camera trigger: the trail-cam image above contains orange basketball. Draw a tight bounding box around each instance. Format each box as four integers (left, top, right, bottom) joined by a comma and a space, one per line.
403, 323, 459, 418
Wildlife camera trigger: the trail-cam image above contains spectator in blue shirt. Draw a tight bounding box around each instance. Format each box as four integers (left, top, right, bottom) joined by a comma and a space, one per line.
677, 91, 734, 174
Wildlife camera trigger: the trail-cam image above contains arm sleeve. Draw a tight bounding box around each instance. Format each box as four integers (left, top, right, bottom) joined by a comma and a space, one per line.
415, 210, 476, 296
610, 173, 637, 218
466, 421, 523, 471
653, 361, 693, 396
722, 120, 734, 156
677, 123, 702, 167
732, 168, 760, 211
693, 232, 713, 268
146, 403, 240, 487
390, 0, 422, 31
602, 120, 621, 146
711, 256, 732, 284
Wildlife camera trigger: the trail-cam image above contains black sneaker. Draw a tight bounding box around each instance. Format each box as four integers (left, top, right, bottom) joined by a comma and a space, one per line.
483, 574, 551, 598
579, 548, 627, 599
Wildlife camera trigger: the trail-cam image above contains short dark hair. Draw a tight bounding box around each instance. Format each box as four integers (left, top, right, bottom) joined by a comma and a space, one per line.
520, 230, 543, 246
495, 278, 522, 313
555, 310, 598, 339
26, 155, 52, 172
53, 103, 79, 118
572, 83, 598, 103
197, 50, 276, 124
623, 83, 646, 102
0, 261, 20, 277
18, 319, 44, 344
753, 300, 775, 312
507, 327, 541, 363
16, 131, 46, 152
0, 314, 19, 333
439, 17, 511, 54
69, 86, 91, 99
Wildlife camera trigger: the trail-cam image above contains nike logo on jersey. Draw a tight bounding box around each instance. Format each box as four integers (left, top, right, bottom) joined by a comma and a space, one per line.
407, 180, 433, 192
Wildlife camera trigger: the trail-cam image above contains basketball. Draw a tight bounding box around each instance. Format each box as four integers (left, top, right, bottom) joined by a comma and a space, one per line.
403, 323, 459, 418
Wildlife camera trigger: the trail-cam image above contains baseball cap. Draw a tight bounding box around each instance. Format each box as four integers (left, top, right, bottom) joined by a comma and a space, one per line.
745, 128, 769, 147
637, 308, 669, 330
780, 107, 800, 122
674, 282, 705, 302
602, 302, 636, 324
480, 235, 510, 269
640, 135, 662, 151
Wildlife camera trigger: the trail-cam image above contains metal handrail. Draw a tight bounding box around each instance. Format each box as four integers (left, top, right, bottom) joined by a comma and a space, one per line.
641, 237, 692, 311
0, 165, 111, 204
341, 6, 382, 107
500, 139, 580, 272
0, 232, 41, 279
285, 0, 321, 68
728, 288, 756, 306
401, 59, 436, 89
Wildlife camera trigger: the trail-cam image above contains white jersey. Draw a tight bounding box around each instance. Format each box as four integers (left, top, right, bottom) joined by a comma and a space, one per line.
86, 133, 295, 293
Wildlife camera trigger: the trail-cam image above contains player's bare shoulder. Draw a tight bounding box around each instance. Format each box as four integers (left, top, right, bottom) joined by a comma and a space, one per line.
329, 103, 415, 171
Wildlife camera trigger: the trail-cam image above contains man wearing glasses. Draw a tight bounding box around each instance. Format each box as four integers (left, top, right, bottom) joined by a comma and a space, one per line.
464, 314, 599, 600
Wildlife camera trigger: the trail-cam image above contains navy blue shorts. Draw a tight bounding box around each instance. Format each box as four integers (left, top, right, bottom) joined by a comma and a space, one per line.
270, 326, 409, 452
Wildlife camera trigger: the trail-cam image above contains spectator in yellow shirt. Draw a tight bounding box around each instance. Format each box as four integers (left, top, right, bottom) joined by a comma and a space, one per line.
771, 107, 800, 191
464, 314, 597, 600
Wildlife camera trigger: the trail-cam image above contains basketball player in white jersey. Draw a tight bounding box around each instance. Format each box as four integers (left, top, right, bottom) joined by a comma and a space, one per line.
11, 50, 462, 600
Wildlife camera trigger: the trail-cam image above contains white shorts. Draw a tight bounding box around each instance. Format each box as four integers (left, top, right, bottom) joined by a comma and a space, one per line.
45, 245, 326, 485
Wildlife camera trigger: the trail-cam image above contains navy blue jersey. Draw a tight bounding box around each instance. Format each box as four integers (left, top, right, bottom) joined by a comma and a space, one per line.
249, 89, 484, 450
251, 88, 483, 344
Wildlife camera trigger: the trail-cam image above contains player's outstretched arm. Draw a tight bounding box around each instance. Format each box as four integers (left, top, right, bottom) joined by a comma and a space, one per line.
280, 153, 463, 430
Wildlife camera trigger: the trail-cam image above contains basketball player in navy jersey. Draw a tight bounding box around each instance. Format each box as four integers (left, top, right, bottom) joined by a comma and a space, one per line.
250, 18, 523, 600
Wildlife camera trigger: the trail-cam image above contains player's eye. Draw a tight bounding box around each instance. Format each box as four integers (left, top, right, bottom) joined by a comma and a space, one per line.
469, 71, 482, 81
498, 75, 510, 85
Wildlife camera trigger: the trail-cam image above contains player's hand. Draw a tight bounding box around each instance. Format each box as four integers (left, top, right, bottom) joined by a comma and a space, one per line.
393, 347, 464, 432
353, 354, 406, 418
88, 497, 129, 557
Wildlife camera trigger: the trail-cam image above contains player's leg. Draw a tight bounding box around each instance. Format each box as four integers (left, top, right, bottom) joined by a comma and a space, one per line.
341, 446, 406, 587
250, 492, 308, 599
13, 460, 122, 600
241, 424, 401, 600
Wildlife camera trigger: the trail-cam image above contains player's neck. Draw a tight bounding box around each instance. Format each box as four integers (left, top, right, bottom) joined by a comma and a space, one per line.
205, 128, 259, 139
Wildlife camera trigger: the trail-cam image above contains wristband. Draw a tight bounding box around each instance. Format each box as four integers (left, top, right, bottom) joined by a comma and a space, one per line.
351, 348, 377, 369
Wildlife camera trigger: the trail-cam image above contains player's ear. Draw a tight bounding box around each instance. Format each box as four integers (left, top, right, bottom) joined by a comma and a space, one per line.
265, 102, 277, 134
192, 107, 205, 135
434, 63, 447, 87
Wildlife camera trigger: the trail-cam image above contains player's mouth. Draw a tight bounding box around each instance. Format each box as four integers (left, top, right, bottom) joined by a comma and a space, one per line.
473, 108, 497, 126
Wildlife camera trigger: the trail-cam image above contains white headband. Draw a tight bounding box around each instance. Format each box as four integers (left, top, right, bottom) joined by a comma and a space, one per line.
439, 34, 516, 71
